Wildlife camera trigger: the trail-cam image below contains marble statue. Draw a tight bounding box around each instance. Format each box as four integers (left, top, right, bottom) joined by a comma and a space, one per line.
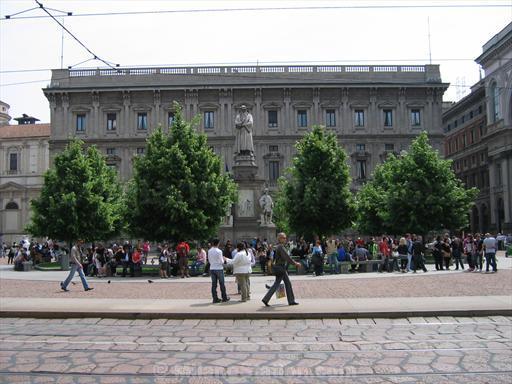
259, 188, 274, 225
234, 105, 254, 156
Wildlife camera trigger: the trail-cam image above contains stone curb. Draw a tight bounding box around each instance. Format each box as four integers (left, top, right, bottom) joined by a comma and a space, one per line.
2, 308, 511, 320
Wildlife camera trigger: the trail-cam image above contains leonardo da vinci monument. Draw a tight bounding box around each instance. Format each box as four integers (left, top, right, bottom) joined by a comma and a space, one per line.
219, 105, 277, 243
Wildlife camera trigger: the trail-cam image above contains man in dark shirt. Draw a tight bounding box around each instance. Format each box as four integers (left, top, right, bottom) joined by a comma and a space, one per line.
411, 235, 428, 273
262, 232, 301, 307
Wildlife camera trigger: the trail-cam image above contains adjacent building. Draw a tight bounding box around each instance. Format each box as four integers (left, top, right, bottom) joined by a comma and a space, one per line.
44, 64, 447, 195
0, 115, 50, 244
444, 22, 512, 234
443, 81, 489, 233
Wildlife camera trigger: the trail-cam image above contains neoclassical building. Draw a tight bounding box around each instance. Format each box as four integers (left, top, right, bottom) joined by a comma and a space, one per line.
443, 81, 490, 233
444, 22, 512, 234
44, 64, 447, 196
0, 119, 50, 244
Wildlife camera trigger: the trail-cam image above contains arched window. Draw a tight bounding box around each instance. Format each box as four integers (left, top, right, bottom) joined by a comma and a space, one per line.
5, 201, 19, 210
490, 81, 500, 122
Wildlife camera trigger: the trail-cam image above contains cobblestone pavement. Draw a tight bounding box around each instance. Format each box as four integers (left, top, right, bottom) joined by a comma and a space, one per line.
0, 316, 510, 383
1, 269, 511, 300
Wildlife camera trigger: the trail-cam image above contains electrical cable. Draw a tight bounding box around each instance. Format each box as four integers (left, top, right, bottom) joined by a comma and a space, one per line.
31, 0, 119, 70
2, 2, 511, 20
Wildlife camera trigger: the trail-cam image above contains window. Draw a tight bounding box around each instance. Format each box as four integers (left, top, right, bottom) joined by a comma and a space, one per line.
76, 114, 86, 132
356, 160, 366, 180
168, 112, 175, 128
106, 113, 117, 131
411, 109, 421, 126
106, 148, 116, 156
297, 110, 307, 127
479, 123, 485, 137
496, 163, 502, 187
204, 111, 214, 129
136, 147, 145, 155
9, 153, 18, 172
480, 153, 484, 163
478, 105, 482, 114
472, 155, 476, 166
326, 109, 336, 127
269, 160, 280, 182
454, 119, 458, 128
5, 201, 19, 210
383, 109, 393, 127
354, 110, 365, 127
356, 143, 365, 153
268, 110, 278, 128
461, 115, 465, 124
269, 145, 279, 152
385, 143, 394, 151
469, 111, 474, 119
490, 82, 500, 122
137, 112, 148, 130
470, 130, 475, 144
462, 134, 466, 147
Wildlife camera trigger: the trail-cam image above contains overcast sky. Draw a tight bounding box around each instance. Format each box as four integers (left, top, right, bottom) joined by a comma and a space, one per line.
1, 0, 511, 123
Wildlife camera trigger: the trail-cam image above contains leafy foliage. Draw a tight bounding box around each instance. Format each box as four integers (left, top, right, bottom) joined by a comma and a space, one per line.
125, 104, 237, 242
356, 132, 478, 235
27, 140, 123, 244
276, 126, 355, 239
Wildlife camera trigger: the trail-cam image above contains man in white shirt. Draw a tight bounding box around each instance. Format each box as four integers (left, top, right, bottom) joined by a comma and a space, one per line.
208, 239, 230, 303
483, 233, 497, 273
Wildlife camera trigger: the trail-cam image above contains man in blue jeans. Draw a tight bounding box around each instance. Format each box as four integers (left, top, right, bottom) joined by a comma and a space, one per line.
483, 233, 498, 273
61, 239, 93, 292
208, 239, 230, 303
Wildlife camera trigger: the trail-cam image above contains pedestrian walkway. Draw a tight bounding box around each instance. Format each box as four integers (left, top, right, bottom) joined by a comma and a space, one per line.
1, 252, 510, 319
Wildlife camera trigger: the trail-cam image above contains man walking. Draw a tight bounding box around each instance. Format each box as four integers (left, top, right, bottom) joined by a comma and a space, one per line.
61, 239, 93, 292
483, 233, 498, 273
411, 235, 428, 273
208, 239, 230, 303
262, 232, 301, 307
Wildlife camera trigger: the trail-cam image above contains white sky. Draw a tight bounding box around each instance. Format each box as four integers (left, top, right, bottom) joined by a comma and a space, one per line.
1, 0, 511, 123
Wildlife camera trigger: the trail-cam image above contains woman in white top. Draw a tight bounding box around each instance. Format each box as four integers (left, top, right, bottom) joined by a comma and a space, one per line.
227, 243, 252, 302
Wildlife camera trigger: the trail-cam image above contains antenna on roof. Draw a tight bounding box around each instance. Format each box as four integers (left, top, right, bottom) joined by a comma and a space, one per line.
427, 17, 432, 65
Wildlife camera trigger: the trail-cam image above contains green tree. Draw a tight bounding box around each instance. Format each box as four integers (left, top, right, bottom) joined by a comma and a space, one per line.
125, 105, 237, 242
27, 140, 124, 249
276, 125, 355, 239
356, 132, 478, 235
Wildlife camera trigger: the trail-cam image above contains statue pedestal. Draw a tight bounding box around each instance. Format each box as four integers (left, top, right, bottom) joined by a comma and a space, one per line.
217, 155, 276, 245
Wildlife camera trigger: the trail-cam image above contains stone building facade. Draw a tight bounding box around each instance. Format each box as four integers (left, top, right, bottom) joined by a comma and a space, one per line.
475, 22, 512, 233
444, 22, 512, 234
443, 81, 490, 233
44, 64, 447, 194
0, 122, 50, 244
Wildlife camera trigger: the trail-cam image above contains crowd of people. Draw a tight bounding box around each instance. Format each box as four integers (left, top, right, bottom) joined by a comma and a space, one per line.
1, 231, 507, 277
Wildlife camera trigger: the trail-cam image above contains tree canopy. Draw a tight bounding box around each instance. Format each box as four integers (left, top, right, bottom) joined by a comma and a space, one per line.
276, 125, 355, 239
125, 105, 237, 242
356, 131, 478, 235
27, 140, 124, 245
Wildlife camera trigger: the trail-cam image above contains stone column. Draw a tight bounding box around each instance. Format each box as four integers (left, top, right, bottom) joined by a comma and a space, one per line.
369, 87, 377, 134
502, 156, 511, 226
488, 159, 497, 228
153, 90, 161, 130
313, 88, 320, 125
254, 88, 262, 135
342, 88, 350, 133
92, 92, 100, 137
123, 91, 131, 135
398, 88, 406, 133
283, 88, 291, 135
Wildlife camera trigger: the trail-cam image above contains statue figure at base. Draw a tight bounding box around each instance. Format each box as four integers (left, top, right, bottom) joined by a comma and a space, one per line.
234, 105, 254, 156
259, 188, 274, 225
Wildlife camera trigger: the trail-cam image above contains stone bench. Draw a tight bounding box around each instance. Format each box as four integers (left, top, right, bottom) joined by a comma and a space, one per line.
339, 260, 381, 274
